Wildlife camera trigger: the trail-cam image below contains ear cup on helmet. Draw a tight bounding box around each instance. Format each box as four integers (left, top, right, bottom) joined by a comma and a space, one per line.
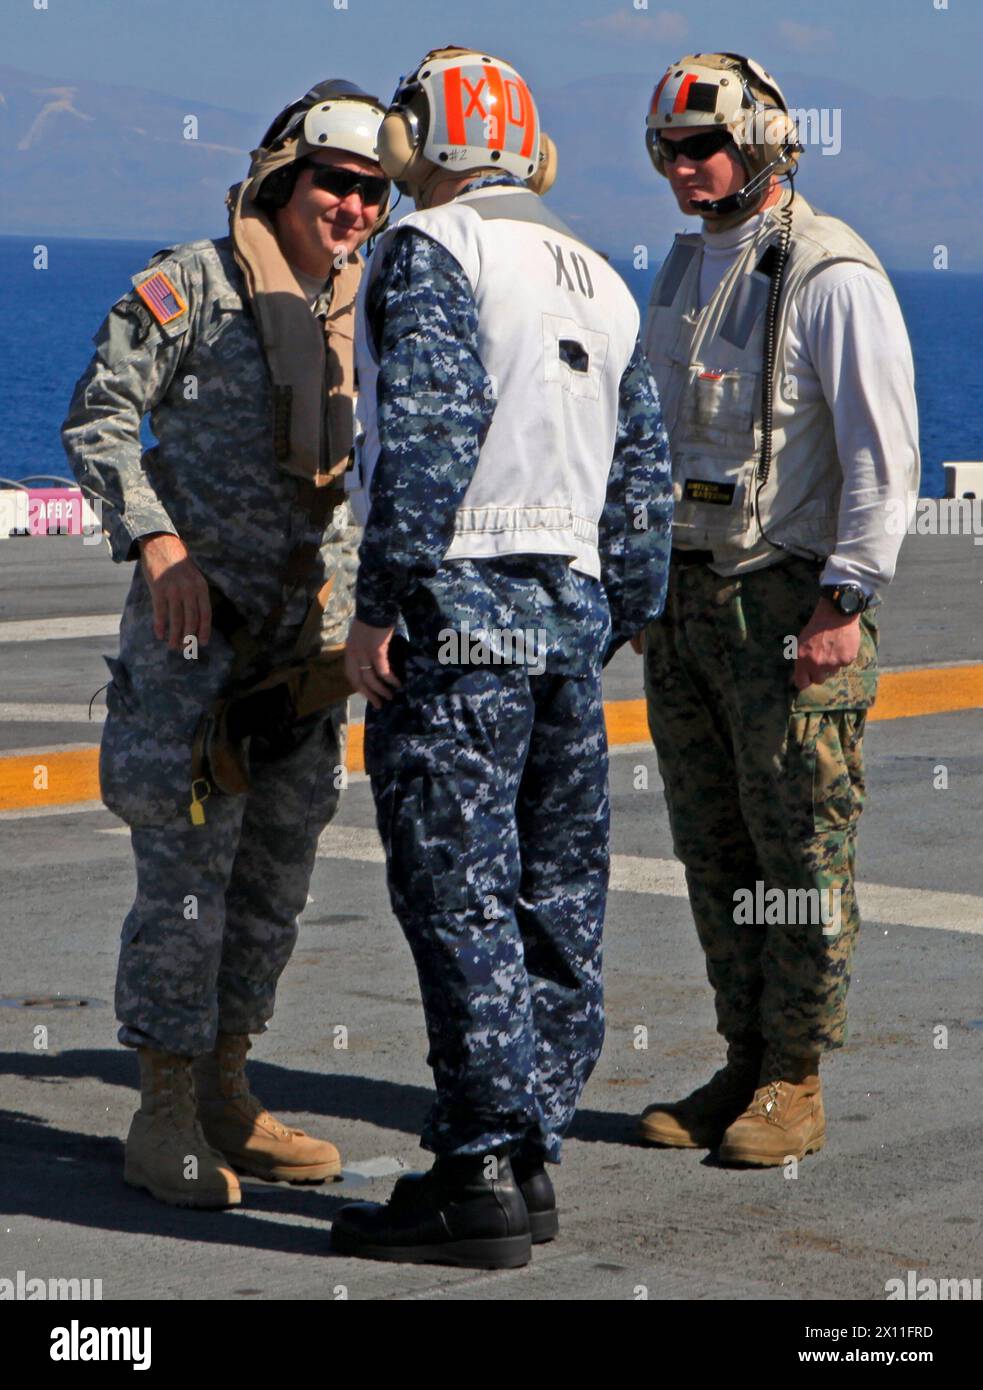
253, 162, 302, 213
740, 104, 800, 176
645, 127, 666, 177
763, 109, 801, 172
378, 109, 417, 182
527, 132, 558, 196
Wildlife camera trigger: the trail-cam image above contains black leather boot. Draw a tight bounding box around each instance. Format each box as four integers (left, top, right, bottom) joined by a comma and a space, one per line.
511, 1153, 558, 1244
330, 1150, 531, 1269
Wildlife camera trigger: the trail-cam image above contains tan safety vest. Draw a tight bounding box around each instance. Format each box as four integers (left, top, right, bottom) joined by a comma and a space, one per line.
643, 190, 889, 570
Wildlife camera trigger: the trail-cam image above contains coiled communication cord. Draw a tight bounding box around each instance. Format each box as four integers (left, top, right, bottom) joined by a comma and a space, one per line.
753, 185, 826, 564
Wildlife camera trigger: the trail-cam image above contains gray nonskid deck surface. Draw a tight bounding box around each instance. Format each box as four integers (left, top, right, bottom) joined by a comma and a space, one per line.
0, 532, 981, 1300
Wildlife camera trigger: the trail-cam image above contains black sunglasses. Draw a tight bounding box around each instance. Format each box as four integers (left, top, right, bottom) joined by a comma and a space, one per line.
305, 165, 389, 206
653, 129, 735, 164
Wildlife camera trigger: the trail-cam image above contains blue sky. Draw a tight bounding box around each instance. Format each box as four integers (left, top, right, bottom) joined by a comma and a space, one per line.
5, 0, 982, 269
8, 0, 975, 119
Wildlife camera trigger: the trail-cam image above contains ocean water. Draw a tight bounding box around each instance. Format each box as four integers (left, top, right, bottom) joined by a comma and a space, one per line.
2, 233, 979, 496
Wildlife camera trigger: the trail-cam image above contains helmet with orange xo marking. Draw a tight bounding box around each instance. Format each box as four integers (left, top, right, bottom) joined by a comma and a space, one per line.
379, 45, 558, 207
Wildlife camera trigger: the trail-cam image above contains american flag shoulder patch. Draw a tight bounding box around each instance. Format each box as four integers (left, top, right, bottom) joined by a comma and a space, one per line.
134, 270, 188, 326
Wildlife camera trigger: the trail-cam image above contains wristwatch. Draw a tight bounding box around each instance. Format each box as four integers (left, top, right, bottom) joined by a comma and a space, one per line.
819, 583, 869, 616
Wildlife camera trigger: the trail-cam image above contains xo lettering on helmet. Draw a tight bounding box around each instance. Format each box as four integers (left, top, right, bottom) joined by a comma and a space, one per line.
439, 62, 537, 160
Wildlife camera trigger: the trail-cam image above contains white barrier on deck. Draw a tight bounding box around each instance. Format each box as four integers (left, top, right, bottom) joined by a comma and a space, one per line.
0, 492, 28, 536
1, 488, 101, 538
944, 462, 983, 499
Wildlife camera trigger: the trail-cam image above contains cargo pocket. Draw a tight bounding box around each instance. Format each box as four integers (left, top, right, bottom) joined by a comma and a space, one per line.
301, 704, 348, 838
98, 655, 197, 829
811, 710, 866, 834
691, 366, 758, 433
783, 710, 866, 840
384, 737, 471, 914
791, 608, 879, 713
104, 654, 135, 716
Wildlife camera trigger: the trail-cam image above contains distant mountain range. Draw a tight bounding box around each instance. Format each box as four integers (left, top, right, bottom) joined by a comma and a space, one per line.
2, 63, 980, 271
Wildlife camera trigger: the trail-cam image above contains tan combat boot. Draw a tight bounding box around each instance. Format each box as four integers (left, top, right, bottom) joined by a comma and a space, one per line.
124, 1048, 242, 1208
717, 1055, 825, 1166
638, 1042, 763, 1149
194, 1033, 342, 1184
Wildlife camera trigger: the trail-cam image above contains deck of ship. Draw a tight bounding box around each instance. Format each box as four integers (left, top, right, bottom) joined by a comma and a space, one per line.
0, 530, 980, 1301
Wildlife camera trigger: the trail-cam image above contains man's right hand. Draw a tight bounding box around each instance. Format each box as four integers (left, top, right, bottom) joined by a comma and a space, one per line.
138, 533, 212, 650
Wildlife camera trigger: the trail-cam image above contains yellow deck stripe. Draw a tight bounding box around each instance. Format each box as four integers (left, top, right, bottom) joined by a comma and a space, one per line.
2, 664, 981, 812
0, 747, 104, 812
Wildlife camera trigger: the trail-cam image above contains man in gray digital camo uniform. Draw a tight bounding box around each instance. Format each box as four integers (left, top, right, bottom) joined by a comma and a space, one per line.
61, 82, 390, 1208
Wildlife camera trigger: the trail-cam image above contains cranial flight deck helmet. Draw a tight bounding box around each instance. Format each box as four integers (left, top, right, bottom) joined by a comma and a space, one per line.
378, 46, 558, 206
646, 53, 802, 217
252, 79, 390, 232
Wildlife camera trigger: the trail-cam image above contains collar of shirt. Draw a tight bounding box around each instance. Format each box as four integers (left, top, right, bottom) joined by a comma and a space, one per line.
700, 206, 770, 256
455, 171, 527, 198
289, 263, 334, 311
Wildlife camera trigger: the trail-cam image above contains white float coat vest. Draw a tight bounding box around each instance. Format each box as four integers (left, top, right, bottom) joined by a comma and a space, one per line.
350, 185, 640, 578
642, 189, 889, 569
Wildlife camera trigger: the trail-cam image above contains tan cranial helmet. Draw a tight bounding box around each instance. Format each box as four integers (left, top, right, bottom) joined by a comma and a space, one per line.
247, 79, 391, 236
379, 45, 558, 206
225, 81, 389, 488
646, 52, 801, 186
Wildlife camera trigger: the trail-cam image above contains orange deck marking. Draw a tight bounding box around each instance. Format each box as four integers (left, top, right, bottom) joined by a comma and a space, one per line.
2, 665, 980, 811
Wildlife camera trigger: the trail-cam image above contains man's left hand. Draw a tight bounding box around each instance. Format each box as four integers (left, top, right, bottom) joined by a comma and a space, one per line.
793, 598, 862, 691
345, 617, 402, 709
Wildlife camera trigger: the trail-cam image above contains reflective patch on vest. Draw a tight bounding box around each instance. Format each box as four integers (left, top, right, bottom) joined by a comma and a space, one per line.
654, 243, 697, 307
719, 272, 770, 349
756, 244, 781, 279
682, 479, 736, 505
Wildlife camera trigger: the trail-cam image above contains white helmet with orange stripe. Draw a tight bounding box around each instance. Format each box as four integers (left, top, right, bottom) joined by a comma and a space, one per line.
646, 52, 801, 200
379, 46, 557, 207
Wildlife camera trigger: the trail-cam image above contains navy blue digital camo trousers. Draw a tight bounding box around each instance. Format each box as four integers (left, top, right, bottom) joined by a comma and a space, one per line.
365, 649, 610, 1162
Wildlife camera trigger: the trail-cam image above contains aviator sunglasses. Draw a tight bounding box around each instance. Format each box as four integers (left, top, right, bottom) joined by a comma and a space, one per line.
305, 164, 389, 206
653, 129, 735, 163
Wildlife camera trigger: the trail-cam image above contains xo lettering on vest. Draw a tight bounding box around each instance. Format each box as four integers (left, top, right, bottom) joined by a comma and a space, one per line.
543, 242, 594, 300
